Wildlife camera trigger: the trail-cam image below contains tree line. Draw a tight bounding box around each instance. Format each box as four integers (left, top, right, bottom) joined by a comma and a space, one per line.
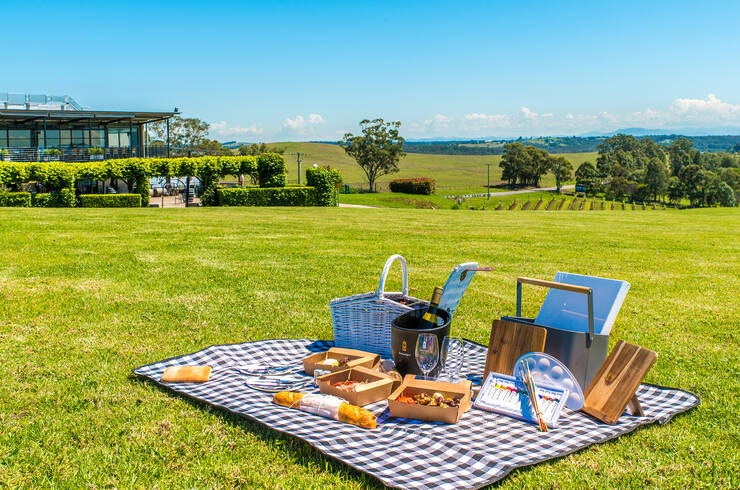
498, 143, 573, 191
574, 134, 738, 207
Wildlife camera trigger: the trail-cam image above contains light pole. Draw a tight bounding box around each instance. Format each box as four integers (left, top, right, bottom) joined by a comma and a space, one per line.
487, 163, 492, 199
297, 152, 302, 185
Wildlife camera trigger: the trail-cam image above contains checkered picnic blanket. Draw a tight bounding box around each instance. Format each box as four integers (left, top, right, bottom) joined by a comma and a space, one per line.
134, 339, 699, 489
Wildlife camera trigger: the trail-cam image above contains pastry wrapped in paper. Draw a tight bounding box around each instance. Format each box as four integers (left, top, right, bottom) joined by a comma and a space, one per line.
273, 391, 377, 429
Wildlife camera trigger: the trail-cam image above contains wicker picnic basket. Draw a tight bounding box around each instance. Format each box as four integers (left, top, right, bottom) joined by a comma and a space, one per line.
330, 255, 427, 358
331, 255, 480, 358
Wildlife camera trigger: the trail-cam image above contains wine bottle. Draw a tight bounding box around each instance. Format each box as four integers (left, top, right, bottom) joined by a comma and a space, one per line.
418, 286, 443, 329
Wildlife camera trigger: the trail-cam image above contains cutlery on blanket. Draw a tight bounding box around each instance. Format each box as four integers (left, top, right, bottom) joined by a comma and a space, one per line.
231, 362, 303, 376
245, 376, 313, 393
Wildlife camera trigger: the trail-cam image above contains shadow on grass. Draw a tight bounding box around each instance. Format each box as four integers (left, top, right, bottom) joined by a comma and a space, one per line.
130, 373, 384, 489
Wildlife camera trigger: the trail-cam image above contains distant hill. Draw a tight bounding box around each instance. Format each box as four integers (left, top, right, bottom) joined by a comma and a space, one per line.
401, 134, 740, 155
580, 127, 740, 137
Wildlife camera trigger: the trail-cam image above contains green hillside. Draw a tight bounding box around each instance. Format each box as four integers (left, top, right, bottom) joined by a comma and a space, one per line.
267, 142, 597, 194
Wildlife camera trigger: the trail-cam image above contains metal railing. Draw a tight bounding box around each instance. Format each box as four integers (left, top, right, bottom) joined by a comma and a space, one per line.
0, 147, 137, 162
0, 93, 84, 111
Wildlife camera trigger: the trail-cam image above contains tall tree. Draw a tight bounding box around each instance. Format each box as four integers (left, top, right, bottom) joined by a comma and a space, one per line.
499, 142, 529, 186
575, 161, 599, 195
550, 156, 573, 193
340, 119, 405, 192
667, 176, 684, 204
524, 146, 551, 186
148, 116, 210, 156
678, 164, 705, 206
669, 137, 699, 176
643, 157, 669, 201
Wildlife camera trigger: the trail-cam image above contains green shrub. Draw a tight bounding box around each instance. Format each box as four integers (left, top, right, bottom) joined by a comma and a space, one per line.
0, 191, 31, 207
32, 189, 76, 208
88, 147, 104, 156
199, 184, 222, 207
79, 194, 142, 208
389, 177, 436, 195
257, 153, 287, 187
306, 166, 342, 206
44, 148, 62, 156
218, 187, 318, 206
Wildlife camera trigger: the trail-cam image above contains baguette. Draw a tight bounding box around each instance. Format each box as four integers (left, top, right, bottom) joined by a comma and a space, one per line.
273, 391, 376, 429
161, 366, 211, 383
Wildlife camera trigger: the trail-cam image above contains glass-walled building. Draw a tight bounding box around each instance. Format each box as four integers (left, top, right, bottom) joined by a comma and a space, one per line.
0, 93, 177, 161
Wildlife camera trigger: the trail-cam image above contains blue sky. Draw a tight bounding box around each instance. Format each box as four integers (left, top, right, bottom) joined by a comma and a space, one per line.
3, 0, 740, 141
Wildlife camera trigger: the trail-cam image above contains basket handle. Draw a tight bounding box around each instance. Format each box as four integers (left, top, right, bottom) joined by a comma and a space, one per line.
516, 277, 595, 346
376, 255, 409, 299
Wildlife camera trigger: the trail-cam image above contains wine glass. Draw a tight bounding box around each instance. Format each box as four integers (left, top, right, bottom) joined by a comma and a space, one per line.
440, 336, 464, 382
415, 333, 439, 380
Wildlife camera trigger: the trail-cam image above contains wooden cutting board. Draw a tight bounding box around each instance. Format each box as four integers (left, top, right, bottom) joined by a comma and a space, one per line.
484, 319, 547, 378
582, 340, 657, 424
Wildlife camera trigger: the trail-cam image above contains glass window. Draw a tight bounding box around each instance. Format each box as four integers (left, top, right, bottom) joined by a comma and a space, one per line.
0, 129, 8, 147
90, 130, 104, 148
119, 130, 130, 148
72, 129, 85, 146
108, 128, 120, 147
60, 128, 71, 147
9, 129, 31, 148
46, 128, 61, 148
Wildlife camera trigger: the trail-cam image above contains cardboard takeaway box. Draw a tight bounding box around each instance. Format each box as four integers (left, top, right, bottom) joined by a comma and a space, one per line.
316, 366, 395, 406
302, 347, 380, 376
388, 375, 472, 424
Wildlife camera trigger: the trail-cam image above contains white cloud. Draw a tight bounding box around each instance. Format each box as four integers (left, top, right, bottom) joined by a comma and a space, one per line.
672, 93, 740, 120
520, 107, 538, 120
308, 113, 326, 125
280, 113, 328, 138
209, 120, 264, 139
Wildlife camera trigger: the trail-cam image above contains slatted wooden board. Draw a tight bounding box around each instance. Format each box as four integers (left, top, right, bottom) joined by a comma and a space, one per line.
483, 319, 547, 378
582, 340, 658, 424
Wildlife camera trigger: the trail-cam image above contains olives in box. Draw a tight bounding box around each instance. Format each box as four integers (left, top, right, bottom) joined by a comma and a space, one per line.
387, 374, 472, 424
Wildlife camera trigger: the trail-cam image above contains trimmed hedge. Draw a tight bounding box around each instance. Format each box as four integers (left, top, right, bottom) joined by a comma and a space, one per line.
0, 191, 31, 207
79, 194, 142, 208
0, 154, 299, 208
218, 187, 319, 207
257, 153, 287, 188
32, 189, 76, 208
389, 177, 436, 195
306, 166, 342, 206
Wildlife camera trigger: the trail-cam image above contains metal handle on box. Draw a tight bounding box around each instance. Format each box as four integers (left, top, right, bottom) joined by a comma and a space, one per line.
376, 255, 409, 299
515, 277, 595, 345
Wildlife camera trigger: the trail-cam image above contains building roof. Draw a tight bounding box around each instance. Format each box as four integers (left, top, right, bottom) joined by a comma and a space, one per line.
0, 93, 178, 125
0, 108, 178, 125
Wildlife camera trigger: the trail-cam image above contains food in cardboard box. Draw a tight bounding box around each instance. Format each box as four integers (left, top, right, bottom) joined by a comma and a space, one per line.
273, 391, 377, 429
388, 375, 472, 424
303, 348, 380, 376
318, 358, 341, 367
396, 391, 462, 408
332, 380, 367, 392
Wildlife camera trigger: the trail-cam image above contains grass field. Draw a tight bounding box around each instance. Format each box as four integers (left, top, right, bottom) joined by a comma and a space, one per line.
1, 207, 738, 488
267, 142, 597, 193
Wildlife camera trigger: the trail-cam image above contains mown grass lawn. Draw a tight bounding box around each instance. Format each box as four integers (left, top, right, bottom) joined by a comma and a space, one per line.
0, 207, 738, 488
